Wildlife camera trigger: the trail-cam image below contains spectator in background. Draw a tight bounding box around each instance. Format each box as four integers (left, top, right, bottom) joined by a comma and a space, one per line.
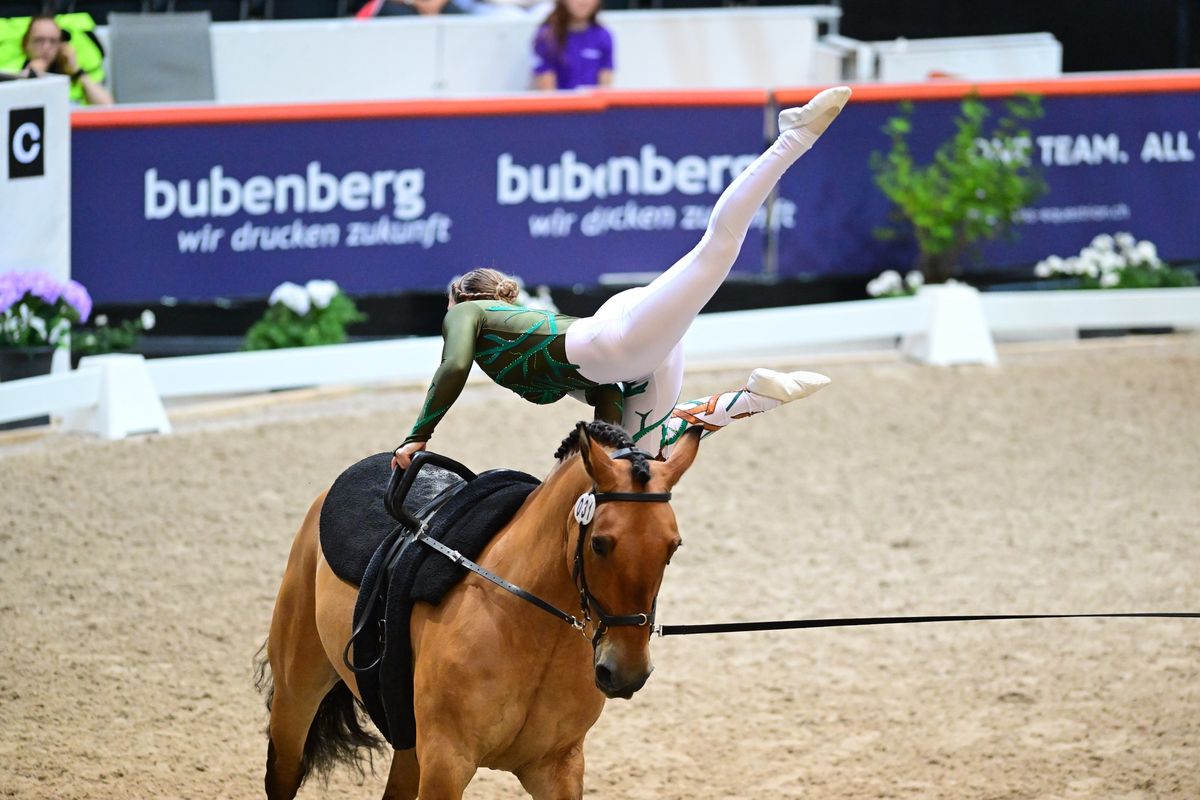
532, 0, 612, 90
19, 16, 112, 106
356, 0, 469, 16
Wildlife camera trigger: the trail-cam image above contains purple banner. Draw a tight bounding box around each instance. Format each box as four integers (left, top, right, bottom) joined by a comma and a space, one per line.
71, 89, 1200, 304
72, 105, 766, 303
776, 90, 1200, 279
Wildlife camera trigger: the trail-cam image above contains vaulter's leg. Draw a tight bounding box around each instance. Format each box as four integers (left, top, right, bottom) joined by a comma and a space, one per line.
515, 741, 587, 800
381, 748, 421, 800
656, 368, 831, 453
564, 86, 852, 385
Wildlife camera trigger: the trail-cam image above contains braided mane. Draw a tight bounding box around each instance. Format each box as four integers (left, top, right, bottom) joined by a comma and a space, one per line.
554, 421, 652, 485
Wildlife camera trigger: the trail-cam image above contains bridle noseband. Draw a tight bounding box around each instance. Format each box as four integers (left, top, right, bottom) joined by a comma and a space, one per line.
571, 446, 671, 647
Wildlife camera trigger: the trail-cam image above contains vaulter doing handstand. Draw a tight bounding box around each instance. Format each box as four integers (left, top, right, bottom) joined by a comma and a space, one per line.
393, 86, 852, 469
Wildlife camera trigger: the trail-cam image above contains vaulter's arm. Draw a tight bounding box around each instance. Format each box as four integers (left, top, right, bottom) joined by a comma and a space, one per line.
403, 303, 483, 446
585, 383, 624, 426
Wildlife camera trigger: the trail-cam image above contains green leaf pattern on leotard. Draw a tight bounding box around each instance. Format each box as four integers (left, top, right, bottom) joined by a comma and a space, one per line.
473, 305, 598, 405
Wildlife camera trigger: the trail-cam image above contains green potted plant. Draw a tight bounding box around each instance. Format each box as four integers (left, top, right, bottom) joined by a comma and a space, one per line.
244, 279, 366, 351
0, 270, 92, 380
72, 309, 157, 367
0, 270, 93, 428
870, 93, 1048, 285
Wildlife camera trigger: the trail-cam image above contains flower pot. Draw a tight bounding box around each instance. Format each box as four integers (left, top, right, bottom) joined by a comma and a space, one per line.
0, 346, 56, 430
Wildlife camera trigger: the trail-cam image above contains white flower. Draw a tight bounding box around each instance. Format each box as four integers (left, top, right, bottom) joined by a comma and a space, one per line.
1135, 241, 1159, 264
1104, 252, 1126, 272
1099, 272, 1120, 288
1115, 232, 1136, 250
1034, 261, 1053, 279
904, 270, 924, 290
269, 281, 311, 316
305, 279, 340, 310
48, 318, 71, 345
879, 270, 903, 291
1046, 255, 1065, 272
29, 316, 47, 342
140, 309, 156, 331
866, 278, 884, 297
1091, 234, 1115, 251
95, 313, 109, 327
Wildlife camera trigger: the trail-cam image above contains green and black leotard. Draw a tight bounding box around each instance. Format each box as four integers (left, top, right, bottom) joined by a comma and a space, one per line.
402, 300, 623, 446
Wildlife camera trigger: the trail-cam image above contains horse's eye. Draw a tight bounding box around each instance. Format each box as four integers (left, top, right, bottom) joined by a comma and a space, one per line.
590, 535, 613, 556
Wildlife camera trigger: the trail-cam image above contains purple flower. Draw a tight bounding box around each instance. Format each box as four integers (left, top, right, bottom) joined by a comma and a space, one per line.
62, 280, 93, 322
26, 271, 62, 305
0, 273, 20, 315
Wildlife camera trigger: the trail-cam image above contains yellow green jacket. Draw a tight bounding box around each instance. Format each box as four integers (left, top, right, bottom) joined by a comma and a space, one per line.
0, 13, 107, 105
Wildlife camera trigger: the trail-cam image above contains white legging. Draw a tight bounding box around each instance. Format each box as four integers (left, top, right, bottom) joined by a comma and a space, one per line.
564, 128, 814, 449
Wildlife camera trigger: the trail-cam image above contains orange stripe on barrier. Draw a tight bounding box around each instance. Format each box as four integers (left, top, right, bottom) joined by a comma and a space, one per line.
71, 73, 1200, 129
774, 72, 1200, 105
603, 89, 768, 108
70, 94, 609, 129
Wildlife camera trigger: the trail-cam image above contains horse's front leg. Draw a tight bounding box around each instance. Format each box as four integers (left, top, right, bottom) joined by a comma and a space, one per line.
515, 741, 586, 800
381, 748, 419, 800
413, 735, 478, 800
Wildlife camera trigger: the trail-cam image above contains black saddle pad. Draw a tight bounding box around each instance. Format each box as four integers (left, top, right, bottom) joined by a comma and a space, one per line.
318, 452, 539, 748
319, 452, 466, 586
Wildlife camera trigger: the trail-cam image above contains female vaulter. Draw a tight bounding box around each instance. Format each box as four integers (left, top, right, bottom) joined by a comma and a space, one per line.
393, 86, 852, 469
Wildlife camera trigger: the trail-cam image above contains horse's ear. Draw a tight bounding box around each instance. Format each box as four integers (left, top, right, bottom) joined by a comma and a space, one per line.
577, 421, 619, 487
659, 426, 702, 488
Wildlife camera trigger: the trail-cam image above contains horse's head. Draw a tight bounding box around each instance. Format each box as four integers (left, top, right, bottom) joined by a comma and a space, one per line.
561, 421, 702, 700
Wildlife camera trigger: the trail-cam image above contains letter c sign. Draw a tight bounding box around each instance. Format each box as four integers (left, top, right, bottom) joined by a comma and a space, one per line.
8, 107, 45, 179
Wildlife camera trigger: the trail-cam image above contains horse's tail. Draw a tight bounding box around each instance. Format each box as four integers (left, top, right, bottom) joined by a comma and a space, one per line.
253, 640, 386, 787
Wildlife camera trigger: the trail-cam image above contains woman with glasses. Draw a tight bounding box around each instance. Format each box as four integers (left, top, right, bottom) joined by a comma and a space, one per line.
20, 16, 113, 106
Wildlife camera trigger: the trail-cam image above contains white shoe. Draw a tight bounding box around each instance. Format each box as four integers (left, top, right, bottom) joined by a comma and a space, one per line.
778, 86, 852, 137
746, 368, 831, 403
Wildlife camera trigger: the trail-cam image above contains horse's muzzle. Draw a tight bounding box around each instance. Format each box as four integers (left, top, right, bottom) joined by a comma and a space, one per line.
594, 657, 653, 699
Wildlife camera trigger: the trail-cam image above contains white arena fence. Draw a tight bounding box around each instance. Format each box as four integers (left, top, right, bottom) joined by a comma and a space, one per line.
1, 287, 1197, 440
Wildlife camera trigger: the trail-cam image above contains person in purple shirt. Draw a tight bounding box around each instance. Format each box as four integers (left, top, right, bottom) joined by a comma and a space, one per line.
532, 0, 613, 90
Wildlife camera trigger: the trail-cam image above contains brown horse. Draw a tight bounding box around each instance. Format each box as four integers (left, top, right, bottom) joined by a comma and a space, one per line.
258, 421, 702, 799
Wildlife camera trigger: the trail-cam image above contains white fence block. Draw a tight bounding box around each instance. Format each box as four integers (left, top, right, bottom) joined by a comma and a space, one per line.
60, 354, 171, 439
902, 283, 998, 366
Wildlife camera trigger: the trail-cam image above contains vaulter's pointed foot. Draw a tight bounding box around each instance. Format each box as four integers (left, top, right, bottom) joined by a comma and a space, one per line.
746, 368, 831, 403
778, 86, 852, 138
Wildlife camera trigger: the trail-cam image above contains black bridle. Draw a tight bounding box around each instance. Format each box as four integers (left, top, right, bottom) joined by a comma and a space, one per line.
416, 446, 671, 649
571, 486, 671, 645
